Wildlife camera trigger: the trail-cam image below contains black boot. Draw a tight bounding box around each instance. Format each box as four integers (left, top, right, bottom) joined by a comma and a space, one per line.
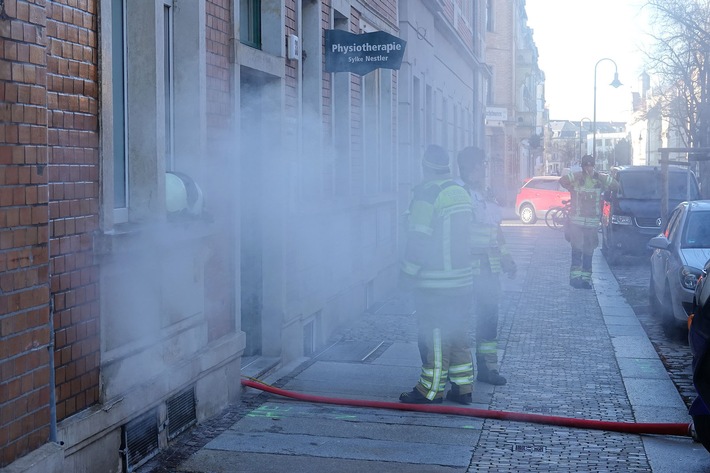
399, 388, 442, 404
477, 365, 507, 385
445, 384, 472, 405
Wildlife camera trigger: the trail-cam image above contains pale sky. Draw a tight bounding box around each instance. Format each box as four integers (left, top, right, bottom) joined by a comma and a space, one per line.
525, 0, 651, 123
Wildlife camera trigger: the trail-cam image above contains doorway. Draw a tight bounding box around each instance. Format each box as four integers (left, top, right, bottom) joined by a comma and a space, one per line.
239, 68, 268, 356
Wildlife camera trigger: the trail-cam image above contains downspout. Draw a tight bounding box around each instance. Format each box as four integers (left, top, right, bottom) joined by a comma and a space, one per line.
48, 297, 57, 442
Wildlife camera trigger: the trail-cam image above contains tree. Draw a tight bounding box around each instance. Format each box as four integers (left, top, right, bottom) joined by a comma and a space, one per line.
614, 138, 632, 166
644, 0, 710, 195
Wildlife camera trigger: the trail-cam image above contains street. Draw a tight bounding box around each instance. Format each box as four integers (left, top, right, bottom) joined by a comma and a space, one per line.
140, 218, 708, 472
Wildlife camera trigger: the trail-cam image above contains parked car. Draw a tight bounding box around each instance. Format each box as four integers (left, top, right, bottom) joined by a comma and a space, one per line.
648, 200, 710, 331
688, 258, 710, 451
515, 176, 570, 224
601, 165, 700, 263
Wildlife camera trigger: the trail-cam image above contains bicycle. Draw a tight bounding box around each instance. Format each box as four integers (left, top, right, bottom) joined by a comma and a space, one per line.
545, 199, 571, 230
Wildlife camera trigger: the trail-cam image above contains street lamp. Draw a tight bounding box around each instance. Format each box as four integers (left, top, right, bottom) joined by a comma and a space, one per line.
592, 58, 623, 161
579, 117, 591, 159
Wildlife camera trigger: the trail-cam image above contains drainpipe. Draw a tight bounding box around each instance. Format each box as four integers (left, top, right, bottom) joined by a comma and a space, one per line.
48, 296, 57, 442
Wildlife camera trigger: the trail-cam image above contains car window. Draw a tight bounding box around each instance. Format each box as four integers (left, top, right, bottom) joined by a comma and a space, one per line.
683, 210, 710, 248
618, 170, 699, 200
526, 179, 558, 191
665, 207, 682, 240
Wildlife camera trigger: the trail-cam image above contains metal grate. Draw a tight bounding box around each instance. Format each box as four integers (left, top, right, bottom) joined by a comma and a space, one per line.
121, 408, 159, 472
167, 387, 197, 440
636, 217, 661, 228
512, 444, 546, 453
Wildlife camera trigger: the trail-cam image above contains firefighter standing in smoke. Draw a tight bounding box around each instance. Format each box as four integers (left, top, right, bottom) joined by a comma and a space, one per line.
457, 147, 516, 386
559, 154, 619, 289
399, 145, 475, 405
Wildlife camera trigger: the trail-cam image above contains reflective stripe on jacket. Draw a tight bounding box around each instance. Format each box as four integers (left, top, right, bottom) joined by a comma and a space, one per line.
560, 171, 616, 228
401, 179, 473, 290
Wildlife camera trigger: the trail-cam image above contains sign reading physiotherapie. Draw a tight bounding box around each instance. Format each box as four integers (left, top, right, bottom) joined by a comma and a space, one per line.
325, 30, 406, 76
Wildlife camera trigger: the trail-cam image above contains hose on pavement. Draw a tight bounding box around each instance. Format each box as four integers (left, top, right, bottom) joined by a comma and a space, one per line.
241, 378, 692, 437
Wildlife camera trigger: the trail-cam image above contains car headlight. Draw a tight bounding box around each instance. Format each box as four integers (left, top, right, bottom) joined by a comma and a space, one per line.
681, 266, 703, 290
611, 215, 633, 225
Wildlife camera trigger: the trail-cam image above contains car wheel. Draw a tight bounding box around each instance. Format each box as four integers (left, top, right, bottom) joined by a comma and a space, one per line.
602, 231, 619, 265
692, 415, 710, 453
660, 283, 686, 339
519, 204, 536, 224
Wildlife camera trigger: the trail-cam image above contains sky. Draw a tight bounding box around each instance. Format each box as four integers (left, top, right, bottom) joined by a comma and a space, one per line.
525, 0, 651, 123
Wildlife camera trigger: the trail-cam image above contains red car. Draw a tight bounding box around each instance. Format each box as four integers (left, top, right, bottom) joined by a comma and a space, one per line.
515, 176, 571, 224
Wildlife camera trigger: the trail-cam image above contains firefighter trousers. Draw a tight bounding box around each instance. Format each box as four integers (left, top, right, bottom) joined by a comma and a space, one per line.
414, 290, 474, 400
567, 223, 598, 283
472, 258, 501, 373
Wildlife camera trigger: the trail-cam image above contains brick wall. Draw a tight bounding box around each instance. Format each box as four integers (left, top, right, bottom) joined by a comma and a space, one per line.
0, 0, 52, 466
45, 0, 100, 422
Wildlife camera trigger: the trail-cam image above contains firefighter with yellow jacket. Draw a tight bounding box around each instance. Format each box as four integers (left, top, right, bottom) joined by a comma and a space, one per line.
457, 147, 515, 386
400, 145, 475, 405
559, 154, 619, 289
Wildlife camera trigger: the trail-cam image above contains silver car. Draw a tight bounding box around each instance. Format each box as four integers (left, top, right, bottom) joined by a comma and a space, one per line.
649, 200, 710, 331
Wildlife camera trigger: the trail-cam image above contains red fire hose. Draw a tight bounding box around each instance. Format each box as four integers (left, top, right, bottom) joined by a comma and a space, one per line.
242, 378, 692, 437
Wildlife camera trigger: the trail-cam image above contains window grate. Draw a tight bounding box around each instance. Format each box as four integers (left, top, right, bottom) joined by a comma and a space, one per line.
167, 387, 197, 440
121, 408, 159, 472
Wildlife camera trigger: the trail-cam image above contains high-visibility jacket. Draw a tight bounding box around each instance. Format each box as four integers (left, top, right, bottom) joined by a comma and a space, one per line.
467, 188, 511, 275
401, 178, 473, 291
559, 171, 618, 228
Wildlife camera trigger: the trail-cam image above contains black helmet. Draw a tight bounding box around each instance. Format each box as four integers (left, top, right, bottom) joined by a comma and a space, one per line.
581, 155, 595, 166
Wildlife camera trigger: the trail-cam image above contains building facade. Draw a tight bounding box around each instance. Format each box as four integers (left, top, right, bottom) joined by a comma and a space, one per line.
397, 0, 488, 216
1, 1, 520, 471
485, 0, 544, 204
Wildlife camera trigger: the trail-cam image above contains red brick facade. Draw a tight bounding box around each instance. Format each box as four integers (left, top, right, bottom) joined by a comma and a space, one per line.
0, 0, 408, 468
1, 0, 100, 466
46, 0, 100, 423
1, 0, 52, 466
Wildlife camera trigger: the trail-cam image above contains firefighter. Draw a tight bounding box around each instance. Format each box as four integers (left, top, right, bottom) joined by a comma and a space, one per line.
399, 145, 475, 405
457, 146, 516, 386
559, 154, 619, 289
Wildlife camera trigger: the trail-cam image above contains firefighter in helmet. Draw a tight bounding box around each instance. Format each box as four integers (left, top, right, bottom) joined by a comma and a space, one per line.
399, 145, 475, 404
559, 155, 619, 289
457, 146, 516, 386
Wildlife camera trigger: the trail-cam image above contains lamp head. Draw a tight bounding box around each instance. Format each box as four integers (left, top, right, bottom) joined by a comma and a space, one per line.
610, 72, 622, 88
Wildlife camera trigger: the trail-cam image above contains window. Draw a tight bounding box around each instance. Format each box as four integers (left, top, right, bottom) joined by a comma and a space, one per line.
486, 0, 494, 32
363, 70, 381, 195
101, 0, 204, 224
683, 211, 710, 248
619, 170, 699, 200
111, 0, 127, 217
163, 0, 174, 171
240, 0, 261, 48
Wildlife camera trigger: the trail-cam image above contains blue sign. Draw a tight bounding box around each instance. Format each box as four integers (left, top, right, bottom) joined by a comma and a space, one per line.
325, 30, 406, 75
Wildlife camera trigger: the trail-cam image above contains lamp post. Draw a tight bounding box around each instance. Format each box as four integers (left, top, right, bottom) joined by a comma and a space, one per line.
592, 58, 623, 161
579, 117, 591, 159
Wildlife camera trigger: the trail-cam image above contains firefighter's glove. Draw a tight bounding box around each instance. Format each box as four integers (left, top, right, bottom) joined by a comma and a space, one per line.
501, 254, 517, 280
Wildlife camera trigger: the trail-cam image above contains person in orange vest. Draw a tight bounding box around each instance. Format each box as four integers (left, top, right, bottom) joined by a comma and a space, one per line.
399, 145, 475, 404
559, 155, 619, 289
457, 147, 516, 386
